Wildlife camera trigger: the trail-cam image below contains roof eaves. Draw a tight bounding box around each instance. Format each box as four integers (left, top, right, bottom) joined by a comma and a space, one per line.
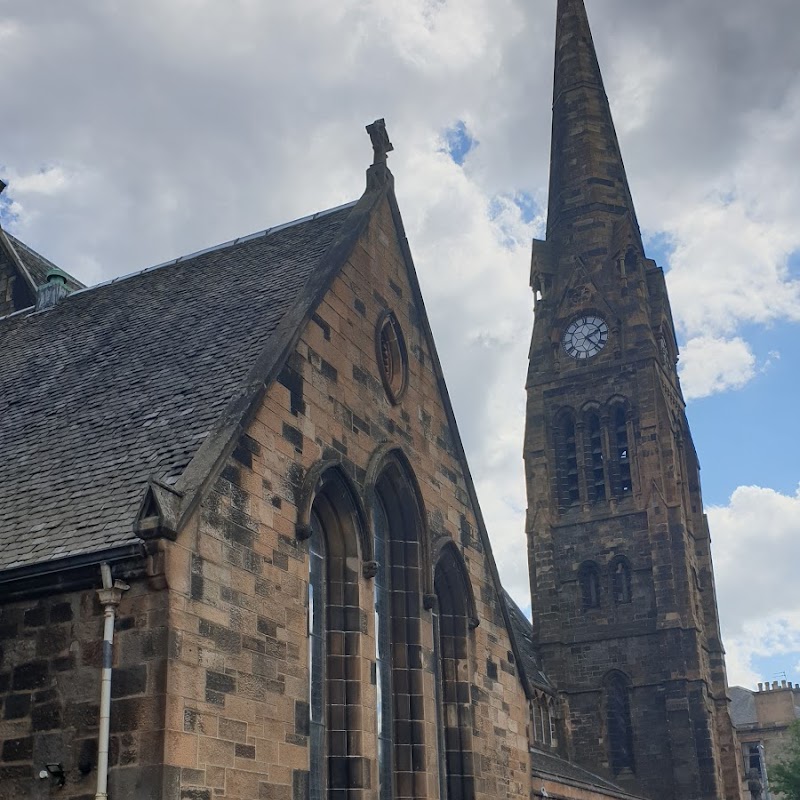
531, 748, 648, 800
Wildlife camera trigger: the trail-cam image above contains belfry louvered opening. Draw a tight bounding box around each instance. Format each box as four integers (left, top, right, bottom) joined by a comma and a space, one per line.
612, 406, 632, 497
585, 411, 606, 503
556, 411, 580, 509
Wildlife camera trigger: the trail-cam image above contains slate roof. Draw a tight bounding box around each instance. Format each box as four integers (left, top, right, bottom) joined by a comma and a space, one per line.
4, 231, 85, 292
503, 589, 553, 691
729, 686, 757, 727
0, 202, 356, 572
531, 748, 642, 797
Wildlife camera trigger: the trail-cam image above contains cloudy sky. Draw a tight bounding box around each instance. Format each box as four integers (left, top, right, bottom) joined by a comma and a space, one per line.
2, 0, 799, 689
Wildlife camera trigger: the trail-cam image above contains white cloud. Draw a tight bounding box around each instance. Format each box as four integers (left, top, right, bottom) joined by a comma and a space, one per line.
7, 166, 71, 196
679, 336, 756, 401
0, 0, 799, 653
710, 485, 800, 686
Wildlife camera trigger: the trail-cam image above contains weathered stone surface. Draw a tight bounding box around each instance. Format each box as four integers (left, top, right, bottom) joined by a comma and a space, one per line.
524, 3, 741, 799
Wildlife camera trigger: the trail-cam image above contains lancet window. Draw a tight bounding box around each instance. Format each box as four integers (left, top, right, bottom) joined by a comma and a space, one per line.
434, 544, 475, 800
606, 672, 635, 775
579, 562, 601, 610
611, 557, 632, 605
374, 458, 427, 800
307, 470, 365, 800
531, 693, 556, 748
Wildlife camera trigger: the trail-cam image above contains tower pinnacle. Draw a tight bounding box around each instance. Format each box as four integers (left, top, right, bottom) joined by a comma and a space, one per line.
547, 0, 642, 256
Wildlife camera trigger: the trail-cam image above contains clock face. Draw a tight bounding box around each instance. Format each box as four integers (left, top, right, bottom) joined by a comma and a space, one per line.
563, 315, 609, 360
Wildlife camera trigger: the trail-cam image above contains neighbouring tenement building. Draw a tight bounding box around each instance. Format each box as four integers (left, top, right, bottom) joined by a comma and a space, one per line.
0, 2, 744, 800
730, 682, 800, 799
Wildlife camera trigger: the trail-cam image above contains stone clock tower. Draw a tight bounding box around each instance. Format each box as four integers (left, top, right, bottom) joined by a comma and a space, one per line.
524, 1, 742, 798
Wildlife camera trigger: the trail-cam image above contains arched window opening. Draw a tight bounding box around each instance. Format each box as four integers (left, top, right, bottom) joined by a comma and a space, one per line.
624, 247, 638, 274
308, 471, 365, 800
556, 411, 580, 509
540, 698, 551, 746
613, 406, 632, 497
585, 412, 606, 503
434, 545, 475, 800
531, 699, 542, 745
309, 513, 326, 800
606, 673, 635, 775
533, 278, 544, 307
611, 558, 632, 605
579, 563, 601, 610
548, 699, 557, 746
375, 460, 427, 800
373, 498, 394, 800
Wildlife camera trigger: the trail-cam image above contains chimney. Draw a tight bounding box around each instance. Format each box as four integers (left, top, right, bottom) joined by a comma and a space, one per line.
35, 267, 71, 311
758, 683, 764, 692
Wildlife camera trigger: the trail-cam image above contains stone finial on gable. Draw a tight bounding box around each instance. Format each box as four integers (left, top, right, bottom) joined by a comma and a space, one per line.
366, 118, 393, 165
365, 119, 394, 189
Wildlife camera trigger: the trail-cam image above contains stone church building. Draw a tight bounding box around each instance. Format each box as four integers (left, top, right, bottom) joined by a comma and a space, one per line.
0, 1, 745, 799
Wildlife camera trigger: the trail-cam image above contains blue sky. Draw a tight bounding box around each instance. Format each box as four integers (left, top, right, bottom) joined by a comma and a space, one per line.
689, 320, 800, 505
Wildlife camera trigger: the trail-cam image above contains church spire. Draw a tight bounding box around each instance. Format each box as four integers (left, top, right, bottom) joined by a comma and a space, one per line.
546, 0, 642, 256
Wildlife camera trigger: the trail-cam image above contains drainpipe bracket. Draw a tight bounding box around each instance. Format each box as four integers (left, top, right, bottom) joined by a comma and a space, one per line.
97, 581, 129, 608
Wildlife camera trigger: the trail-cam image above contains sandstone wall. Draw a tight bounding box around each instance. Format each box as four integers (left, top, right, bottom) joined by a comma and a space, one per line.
159, 195, 532, 800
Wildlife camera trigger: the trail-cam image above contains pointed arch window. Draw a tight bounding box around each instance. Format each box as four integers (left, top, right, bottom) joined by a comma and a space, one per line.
578, 562, 601, 610
556, 411, 580, 509
375, 459, 428, 800
606, 673, 635, 775
611, 557, 632, 605
434, 544, 475, 800
308, 471, 366, 800
531, 694, 556, 748
584, 411, 606, 503
612, 406, 632, 497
